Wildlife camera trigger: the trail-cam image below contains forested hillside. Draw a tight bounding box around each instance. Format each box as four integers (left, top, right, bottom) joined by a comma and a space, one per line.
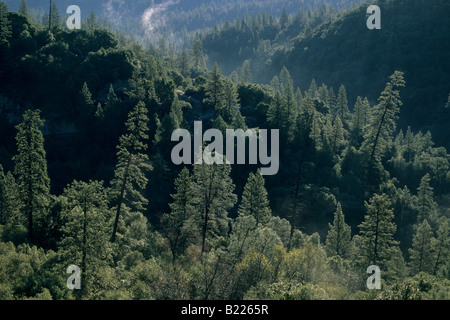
4, 0, 365, 41
200, 0, 450, 150
0, 0, 449, 301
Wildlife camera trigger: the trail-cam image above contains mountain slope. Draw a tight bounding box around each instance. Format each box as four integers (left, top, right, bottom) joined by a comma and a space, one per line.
6, 0, 365, 40
203, 0, 450, 148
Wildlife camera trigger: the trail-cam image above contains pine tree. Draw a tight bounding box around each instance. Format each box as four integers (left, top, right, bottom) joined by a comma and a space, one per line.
330, 115, 346, 155
110, 102, 152, 242
86, 9, 98, 33
279, 7, 289, 29
192, 38, 206, 73
408, 219, 434, 275
358, 194, 398, 268
432, 220, 449, 275
240, 60, 252, 83
218, 77, 240, 123
203, 63, 224, 112
0, 165, 21, 225
361, 71, 405, 169
47, 0, 61, 30
238, 170, 271, 225
231, 110, 248, 131
351, 96, 371, 146
178, 50, 191, 78
60, 180, 111, 299
0, 2, 11, 46
416, 173, 437, 224
279, 66, 293, 90
161, 167, 196, 263
267, 90, 283, 129
13, 109, 50, 243
18, 0, 30, 18
308, 79, 318, 98
282, 81, 298, 143
334, 85, 349, 122
192, 159, 237, 257
325, 203, 352, 258
78, 82, 95, 122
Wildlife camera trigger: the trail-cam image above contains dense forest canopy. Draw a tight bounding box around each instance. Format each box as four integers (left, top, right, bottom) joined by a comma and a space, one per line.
4, 0, 366, 42
0, 0, 448, 301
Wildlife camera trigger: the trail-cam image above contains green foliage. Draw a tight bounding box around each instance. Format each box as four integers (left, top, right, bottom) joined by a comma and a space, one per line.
59, 180, 112, 299
408, 219, 434, 275
380, 273, 450, 300
238, 170, 271, 225
325, 203, 351, 259
13, 109, 50, 244
361, 71, 405, 173
110, 102, 152, 243
192, 159, 237, 256
358, 194, 399, 269
0, 1, 449, 302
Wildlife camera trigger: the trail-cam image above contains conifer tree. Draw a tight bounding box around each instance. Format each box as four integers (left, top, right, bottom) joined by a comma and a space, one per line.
86, 9, 97, 33
219, 77, 240, 123
279, 7, 289, 28
192, 158, 237, 257
330, 115, 346, 155
178, 50, 191, 78
0, 165, 21, 225
267, 90, 283, 130
78, 82, 95, 123
204, 63, 224, 112
46, 0, 61, 29
60, 180, 111, 299
282, 81, 298, 143
279, 66, 293, 90
161, 167, 196, 263
192, 38, 206, 72
325, 203, 352, 258
18, 0, 30, 18
416, 173, 437, 224
432, 220, 449, 275
308, 78, 318, 98
351, 96, 371, 146
335, 85, 349, 123
0, 2, 11, 46
238, 170, 271, 225
358, 194, 398, 268
361, 71, 405, 169
13, 109, 50, 243
231, 110, 248, 131
408, 219, 434, 275
240, 60, 252, 83
110, 102, 152, 242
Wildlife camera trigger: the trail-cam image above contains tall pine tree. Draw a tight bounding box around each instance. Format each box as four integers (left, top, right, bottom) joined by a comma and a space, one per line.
358, 194, 398, 269
192, 158, 237, 257
408, 219, 434, 275
161, 167, 196, 263
13, 109, 50, 243
60, 180, 112, 299
325, 203, 352, 258
110, 102, 152, 242
238, 170, 271, 226
416, 173, 437, 224
361, 71, 405, 170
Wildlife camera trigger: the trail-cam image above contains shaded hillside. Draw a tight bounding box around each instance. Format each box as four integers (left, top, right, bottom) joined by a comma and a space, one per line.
202, 0, 450, 149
